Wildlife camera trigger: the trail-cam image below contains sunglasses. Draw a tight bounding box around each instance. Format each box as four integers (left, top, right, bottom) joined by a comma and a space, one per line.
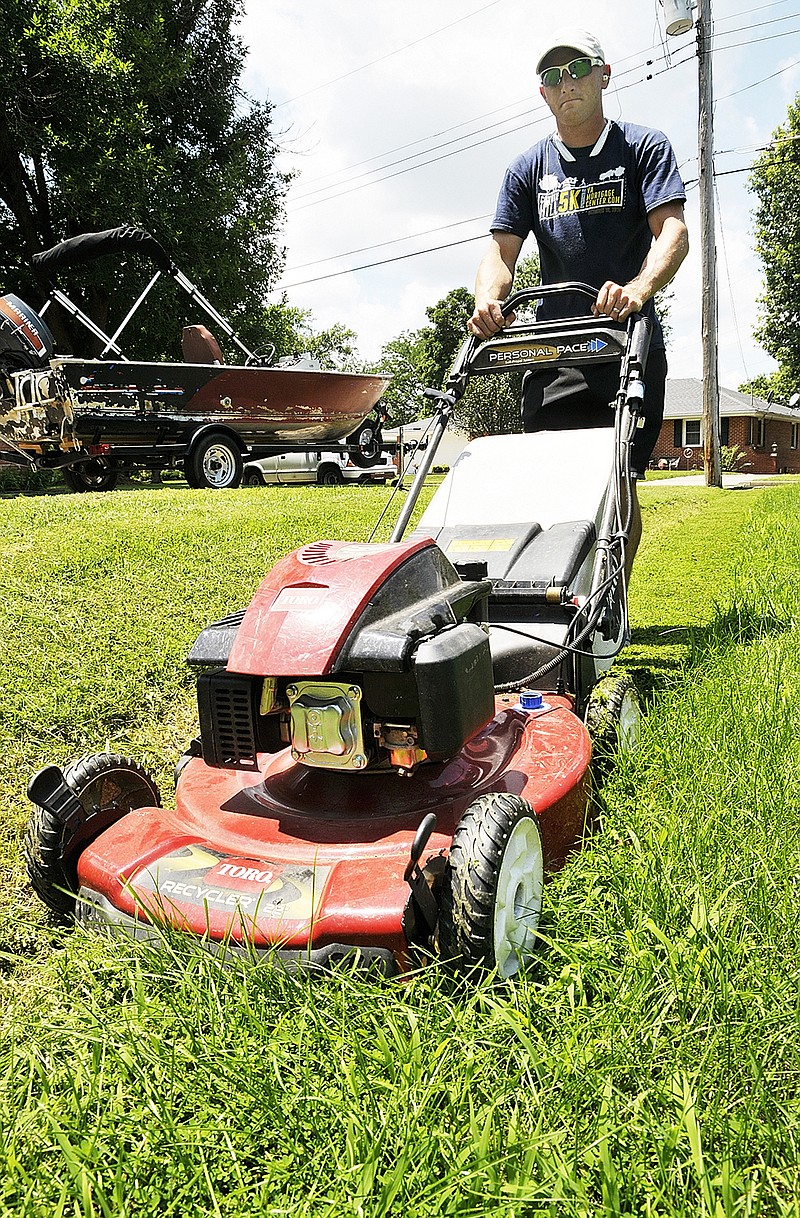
540, 57, 602, 88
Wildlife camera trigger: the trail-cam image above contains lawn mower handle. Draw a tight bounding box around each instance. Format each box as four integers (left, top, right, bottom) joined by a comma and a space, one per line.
501, 281, 598, 318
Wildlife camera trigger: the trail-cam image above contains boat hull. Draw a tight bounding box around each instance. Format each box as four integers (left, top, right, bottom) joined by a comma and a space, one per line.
56, 359, 390, 445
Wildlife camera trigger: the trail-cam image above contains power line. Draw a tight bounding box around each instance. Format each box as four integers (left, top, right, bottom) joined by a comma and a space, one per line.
287, 47, 673, 208
274, 36, 800, 293
286, 144, 797, 292
273, 0, 505, 109
713, 10, 800, 36
712, 27, 800, 50
278, 233, 489, 292
716, 53, 800, 100
717, 0, 796, 18
289, 53, 683, 214
286, 214, 493, 272
289, 43, 674, 195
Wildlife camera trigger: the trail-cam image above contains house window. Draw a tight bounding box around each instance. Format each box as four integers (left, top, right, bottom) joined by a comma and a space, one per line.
791, 423, 798, 450
748, 417, 765, 447
720, 417, 729, 446
684, 420, 701, 447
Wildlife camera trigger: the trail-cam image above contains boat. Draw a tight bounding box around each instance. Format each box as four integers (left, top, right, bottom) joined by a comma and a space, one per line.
0, 228, 389, 489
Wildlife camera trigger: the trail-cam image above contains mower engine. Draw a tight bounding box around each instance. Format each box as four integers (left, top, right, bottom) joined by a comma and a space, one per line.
189, 538, 495, 775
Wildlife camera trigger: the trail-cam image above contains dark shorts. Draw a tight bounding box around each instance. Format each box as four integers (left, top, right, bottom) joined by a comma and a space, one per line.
521, 347, 668, 477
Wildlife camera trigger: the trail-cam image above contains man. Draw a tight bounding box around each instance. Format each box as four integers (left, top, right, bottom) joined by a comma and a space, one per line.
469, 28, 689, 479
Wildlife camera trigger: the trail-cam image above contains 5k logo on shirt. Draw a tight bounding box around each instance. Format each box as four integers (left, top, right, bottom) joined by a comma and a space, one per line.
538, 175, 626, 220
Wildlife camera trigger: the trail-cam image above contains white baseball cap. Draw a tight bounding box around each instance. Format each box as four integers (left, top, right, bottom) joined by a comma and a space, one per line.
535, 29, 606, 75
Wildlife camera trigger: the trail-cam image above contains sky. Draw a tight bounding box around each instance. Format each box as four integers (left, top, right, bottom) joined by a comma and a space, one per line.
238, 1, 800, 392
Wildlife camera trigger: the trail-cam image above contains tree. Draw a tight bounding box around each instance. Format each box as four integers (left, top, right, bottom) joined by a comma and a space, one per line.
452, 252, 540, 437
371, 331, 429, 426
0, 0, 288, 358
748, 96, 800, 391
374, 253, 546, 437
416, 286, 475, 389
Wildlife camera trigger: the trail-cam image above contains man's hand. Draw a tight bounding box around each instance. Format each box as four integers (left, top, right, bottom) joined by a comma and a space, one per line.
470, 232, 524, 337
468, 299, 516, 338
592, 203, 689, 324
592, 281, 643, 323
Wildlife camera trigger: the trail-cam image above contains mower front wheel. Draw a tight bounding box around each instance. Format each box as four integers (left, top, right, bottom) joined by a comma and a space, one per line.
439, 792, 544, 979
25, 753, 161, 919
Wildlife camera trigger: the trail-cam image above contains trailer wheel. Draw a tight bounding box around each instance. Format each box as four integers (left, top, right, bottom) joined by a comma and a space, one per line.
584, 672, 641, 775
62, 458, 119, 493
318, 464, 344, 485
25, 753, 161, 919
439, 792, 544, 978
185, 433, 243, 489
348, 418, 382, 468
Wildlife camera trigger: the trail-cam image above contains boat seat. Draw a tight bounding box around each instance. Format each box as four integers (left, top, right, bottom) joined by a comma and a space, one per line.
182, 325, 224, 364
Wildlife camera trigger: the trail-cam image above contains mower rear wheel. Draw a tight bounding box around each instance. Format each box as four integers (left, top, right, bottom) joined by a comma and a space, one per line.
439, 792, 544, 979
25, 753, 161, 919
584, 672, 641, 775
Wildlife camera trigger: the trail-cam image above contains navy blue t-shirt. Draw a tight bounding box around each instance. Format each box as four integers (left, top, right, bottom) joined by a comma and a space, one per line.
491, 120, 686, 347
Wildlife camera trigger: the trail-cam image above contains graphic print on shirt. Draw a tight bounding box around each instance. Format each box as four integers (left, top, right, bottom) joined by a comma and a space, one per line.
538, 166, 626, 221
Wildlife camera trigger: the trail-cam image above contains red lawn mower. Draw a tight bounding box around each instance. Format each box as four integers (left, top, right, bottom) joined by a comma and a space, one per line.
26, 284, 650, 978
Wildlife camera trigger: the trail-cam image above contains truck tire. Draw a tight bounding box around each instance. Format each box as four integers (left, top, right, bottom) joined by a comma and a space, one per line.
318, 464, 344, 485
242, 467, 265, 487
62, 457, 119, 493
184, 433, 243, 489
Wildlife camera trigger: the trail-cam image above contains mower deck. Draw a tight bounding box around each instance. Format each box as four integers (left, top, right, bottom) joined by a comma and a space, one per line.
75, 693, 589, 970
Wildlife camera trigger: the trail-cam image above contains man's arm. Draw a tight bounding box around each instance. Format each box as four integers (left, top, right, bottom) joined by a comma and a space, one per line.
469, 231, 524, 337
593, 201, 689, 322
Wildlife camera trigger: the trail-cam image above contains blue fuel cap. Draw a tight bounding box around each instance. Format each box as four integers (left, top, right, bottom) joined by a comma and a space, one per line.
518, 690, 544, 711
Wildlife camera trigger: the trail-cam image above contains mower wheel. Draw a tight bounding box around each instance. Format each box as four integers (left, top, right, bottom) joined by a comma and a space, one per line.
62, 458, 119, 493
584, 672, 641, 777
185, 433, 243, 489
347, 418, 383, 468
439, 792, 544, 979
25, 753, 161, 919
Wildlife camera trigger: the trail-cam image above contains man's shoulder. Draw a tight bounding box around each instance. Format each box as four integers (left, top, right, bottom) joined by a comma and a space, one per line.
611, 120, 675, 152
506, 135, 551, 175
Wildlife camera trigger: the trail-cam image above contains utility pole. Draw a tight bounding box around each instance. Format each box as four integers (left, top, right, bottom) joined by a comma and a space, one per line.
697, 0, 722, 487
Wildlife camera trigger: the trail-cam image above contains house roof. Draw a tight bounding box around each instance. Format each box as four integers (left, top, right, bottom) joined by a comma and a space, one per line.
664, 378, 800, 420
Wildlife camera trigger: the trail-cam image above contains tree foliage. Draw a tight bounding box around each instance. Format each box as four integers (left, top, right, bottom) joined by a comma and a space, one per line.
374, 253, 543, 433
0, 0, 289, 358
748, 96, 800, 389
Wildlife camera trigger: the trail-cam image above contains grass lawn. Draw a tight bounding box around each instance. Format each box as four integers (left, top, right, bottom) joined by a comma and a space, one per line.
1, 477, 800, 1215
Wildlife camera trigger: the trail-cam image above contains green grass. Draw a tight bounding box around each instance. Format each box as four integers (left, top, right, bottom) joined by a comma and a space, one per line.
2, 479, 800, 1215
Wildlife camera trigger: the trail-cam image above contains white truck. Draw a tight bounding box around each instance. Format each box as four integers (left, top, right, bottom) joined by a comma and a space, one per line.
242, 447, 395, 487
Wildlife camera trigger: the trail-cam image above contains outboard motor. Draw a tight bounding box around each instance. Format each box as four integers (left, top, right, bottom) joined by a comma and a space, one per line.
0, 294, 56, 372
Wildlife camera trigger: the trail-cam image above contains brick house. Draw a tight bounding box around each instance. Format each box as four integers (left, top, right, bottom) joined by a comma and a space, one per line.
650, 378, 800, 474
